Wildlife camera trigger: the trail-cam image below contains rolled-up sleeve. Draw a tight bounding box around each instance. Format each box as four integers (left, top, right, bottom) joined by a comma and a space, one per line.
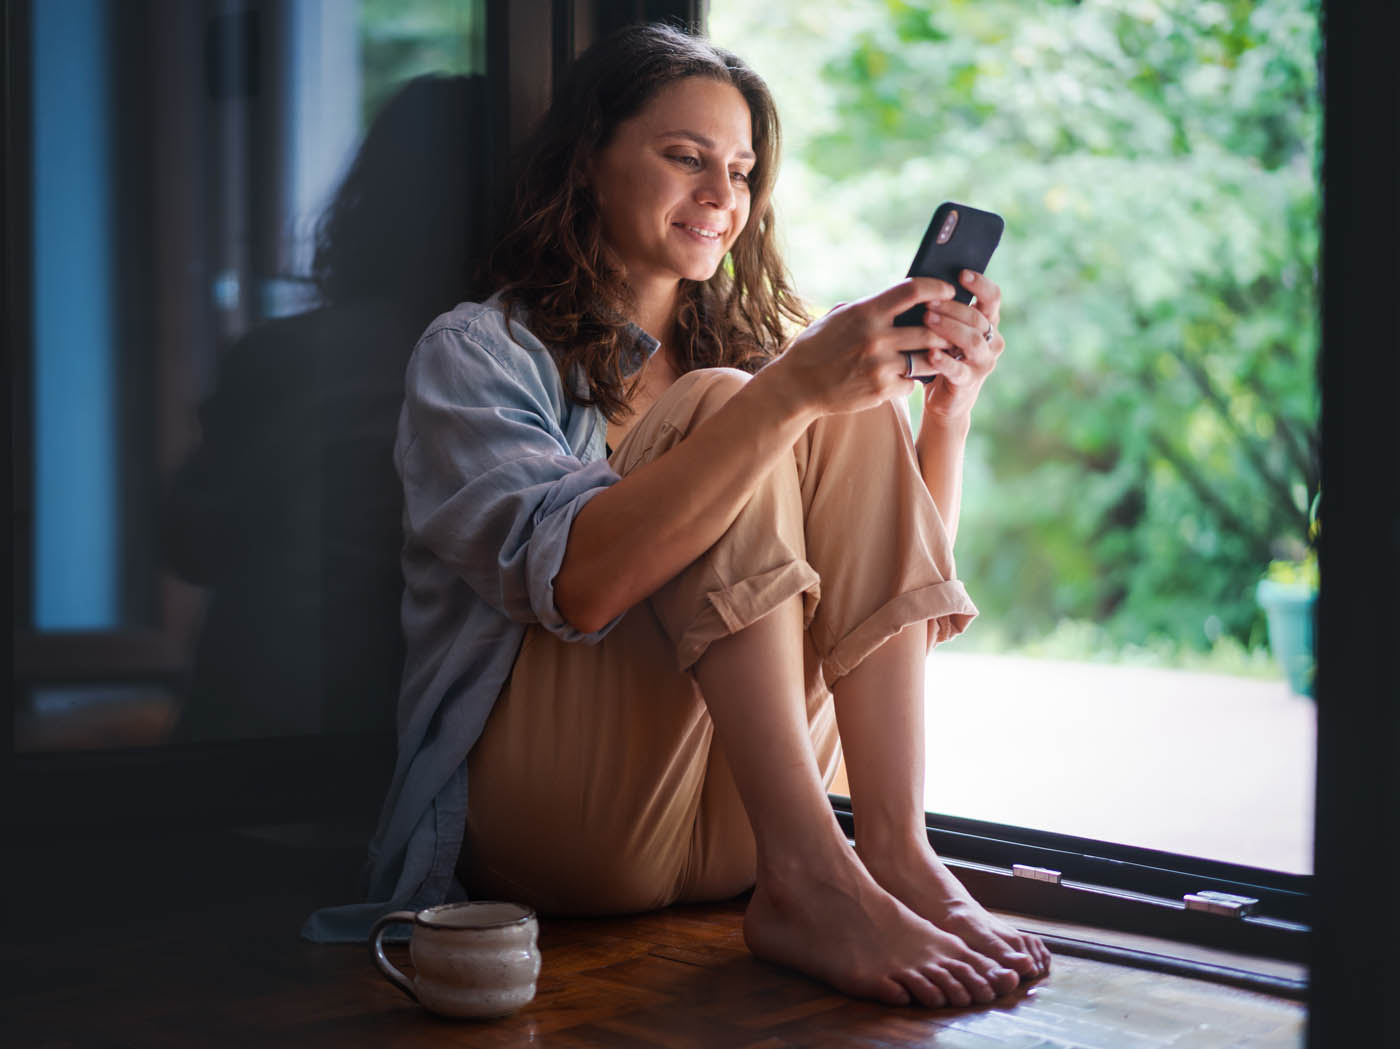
397, 324, 621, 643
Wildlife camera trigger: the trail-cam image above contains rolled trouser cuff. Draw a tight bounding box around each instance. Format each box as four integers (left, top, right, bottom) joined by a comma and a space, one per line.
674, 559, 822, 671
821, 579, 978, 686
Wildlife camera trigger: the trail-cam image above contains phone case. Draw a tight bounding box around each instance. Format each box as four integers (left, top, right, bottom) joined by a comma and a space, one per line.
894, 202, 1004, 328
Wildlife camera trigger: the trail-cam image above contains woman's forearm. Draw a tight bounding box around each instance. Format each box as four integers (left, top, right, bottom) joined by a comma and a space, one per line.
915, 411, 972, 545
554, 278, 969, 634
554, 368, 818, 634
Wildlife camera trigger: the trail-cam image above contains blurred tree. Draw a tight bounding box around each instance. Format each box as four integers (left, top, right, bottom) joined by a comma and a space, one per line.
711, 0, 1320, 658
359, 0, 485, 127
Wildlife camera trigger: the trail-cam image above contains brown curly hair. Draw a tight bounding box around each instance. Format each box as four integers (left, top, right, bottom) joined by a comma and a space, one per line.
489, 23, 810, 422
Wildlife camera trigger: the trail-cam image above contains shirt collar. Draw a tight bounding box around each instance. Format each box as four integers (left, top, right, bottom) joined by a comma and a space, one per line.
486, 290, 660, 381
620, 322, 661, 378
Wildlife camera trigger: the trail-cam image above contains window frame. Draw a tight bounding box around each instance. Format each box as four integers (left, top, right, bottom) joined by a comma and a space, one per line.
5, 4, 1398, 1043
831, 798, 1309, 962
0, 0, 704, 825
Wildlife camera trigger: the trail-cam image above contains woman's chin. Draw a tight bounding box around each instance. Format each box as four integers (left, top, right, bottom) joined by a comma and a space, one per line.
679, 258, 727, 283
662, 242, 729, 283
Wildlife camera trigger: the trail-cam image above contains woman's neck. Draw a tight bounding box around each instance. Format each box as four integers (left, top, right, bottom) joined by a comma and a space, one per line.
630, 276, 682, 350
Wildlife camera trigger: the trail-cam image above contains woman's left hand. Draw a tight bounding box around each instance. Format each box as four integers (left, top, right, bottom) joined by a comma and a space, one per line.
909, 269, 1005, 426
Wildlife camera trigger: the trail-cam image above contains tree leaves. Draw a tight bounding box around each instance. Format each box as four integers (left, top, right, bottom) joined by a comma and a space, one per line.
710, 0, 1320, 658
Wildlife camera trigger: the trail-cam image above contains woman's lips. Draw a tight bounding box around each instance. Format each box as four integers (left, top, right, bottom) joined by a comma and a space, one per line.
673, 222, 724, 242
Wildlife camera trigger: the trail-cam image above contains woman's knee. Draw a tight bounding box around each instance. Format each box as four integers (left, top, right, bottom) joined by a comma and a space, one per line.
800, 396, 916, 478
670, 367, 752, 424
614, 368, 753, 472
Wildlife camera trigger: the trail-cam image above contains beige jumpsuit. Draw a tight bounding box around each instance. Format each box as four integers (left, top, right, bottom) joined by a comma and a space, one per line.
462, 368, 976, 915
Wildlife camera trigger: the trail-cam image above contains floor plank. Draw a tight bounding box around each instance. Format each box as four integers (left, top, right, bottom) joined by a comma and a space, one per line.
2, 826, 1304, 1048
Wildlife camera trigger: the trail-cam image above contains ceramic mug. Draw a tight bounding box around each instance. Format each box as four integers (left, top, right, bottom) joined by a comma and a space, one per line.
370, 901, 541, 1019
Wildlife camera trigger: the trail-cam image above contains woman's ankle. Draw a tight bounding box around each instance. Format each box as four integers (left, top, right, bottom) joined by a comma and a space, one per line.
852, 817, 929, 868
755, 823, 862, 894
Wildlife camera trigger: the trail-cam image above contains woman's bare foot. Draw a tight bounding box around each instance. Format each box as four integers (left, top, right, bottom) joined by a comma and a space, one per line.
857, 838, 1052, 982
743, 847, 1022, 1009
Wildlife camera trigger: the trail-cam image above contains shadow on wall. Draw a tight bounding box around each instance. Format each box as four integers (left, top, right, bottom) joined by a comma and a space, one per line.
163, 73, 490, 741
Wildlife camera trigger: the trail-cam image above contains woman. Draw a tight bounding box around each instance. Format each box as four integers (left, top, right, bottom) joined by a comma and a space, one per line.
307, 25, 1050, 1009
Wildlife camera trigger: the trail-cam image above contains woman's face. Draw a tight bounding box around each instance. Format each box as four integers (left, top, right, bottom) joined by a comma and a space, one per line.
589, 76, 755, 292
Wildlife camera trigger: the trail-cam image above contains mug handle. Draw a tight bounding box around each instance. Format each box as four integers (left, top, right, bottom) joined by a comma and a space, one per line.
369, 911, 419, 1002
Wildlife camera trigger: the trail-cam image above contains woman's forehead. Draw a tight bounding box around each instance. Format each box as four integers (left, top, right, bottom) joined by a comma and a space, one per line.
626, 77, 753, 152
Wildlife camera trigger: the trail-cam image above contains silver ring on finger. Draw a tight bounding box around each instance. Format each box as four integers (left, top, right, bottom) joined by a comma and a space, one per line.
983, 323, 995, 341
902, 351, 916, 378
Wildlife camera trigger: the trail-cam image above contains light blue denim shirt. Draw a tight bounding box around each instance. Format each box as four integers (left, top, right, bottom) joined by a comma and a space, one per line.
303, 293, 658, 941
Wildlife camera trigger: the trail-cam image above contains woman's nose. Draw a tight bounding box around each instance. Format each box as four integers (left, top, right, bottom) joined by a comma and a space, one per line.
695, 170, 735, 210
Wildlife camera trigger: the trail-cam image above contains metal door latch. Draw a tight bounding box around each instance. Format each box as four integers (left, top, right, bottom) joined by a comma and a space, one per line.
1183, 890, 1259, 917
1012, 864, 1062, 885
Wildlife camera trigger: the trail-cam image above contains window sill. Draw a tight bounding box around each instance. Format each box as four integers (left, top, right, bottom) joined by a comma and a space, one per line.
1009, 912, 1307, 999
830, 796, 1310, 979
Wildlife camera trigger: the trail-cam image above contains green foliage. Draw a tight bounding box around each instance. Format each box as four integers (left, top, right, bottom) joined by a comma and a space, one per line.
710, 0, 1321, 666
358, 0, 484, 128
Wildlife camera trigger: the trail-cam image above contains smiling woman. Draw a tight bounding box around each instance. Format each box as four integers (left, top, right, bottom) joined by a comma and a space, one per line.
486, 22, 803, 425
306, 20, 1052, 1010
590, 78, 755, 293
586, 76, 757, 447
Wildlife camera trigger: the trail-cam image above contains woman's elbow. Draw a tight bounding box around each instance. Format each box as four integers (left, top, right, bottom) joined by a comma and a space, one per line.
554, 571, 613, 636
564, 603, 611, 637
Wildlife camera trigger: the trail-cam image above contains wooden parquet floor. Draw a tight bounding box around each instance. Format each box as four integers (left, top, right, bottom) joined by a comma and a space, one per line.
2, 826, 1304, 1048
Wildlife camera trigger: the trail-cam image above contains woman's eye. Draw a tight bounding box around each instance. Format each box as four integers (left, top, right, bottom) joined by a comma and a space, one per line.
670, 154, 701, 168
730, 169, 751, 185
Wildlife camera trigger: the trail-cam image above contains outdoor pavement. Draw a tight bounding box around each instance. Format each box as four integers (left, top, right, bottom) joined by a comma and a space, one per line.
921, 652, 1316, 874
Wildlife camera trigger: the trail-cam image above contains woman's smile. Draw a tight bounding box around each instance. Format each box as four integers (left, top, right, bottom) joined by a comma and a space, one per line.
675, 223, 724, 241
590, 76, 755, 299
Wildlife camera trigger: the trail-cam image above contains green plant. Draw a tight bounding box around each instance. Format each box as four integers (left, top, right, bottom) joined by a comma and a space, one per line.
711, 0, 1321, 667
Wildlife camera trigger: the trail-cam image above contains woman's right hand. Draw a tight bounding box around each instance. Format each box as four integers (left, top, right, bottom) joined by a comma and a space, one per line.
764, 277, 959, 417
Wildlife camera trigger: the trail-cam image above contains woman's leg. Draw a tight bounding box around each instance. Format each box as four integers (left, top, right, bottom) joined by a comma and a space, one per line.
691, 595, 1018, 1009
785, 394, 1050, 980
463, 603, 720, 916
469, 369, 1039, 1004
831, 624, 1053, 979
463, 369, 830, 916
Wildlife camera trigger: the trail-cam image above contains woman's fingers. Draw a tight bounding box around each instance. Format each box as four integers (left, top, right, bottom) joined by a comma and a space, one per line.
958, 269, 1002, 326
777, 275, 991, 412
927, 298, 989, 333
870, 275, 957, 320
926, 307, 1002, 369
888, 323, 954, 355
900, 349, 974, 385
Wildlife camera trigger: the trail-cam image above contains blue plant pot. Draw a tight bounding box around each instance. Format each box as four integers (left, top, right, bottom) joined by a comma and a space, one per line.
1257, 579, 1316, 697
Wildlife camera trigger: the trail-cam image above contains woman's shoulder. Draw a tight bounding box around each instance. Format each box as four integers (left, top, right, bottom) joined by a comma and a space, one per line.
418, 293, 543, 355
407, 293, 562, 400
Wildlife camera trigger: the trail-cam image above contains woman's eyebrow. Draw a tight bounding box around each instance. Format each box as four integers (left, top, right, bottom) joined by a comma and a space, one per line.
657, 129, 756, 162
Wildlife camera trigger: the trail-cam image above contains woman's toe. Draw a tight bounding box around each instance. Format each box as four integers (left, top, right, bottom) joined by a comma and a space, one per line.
1004, 947, 1037, 978
873, 975, 913, 1006
985, 965, 1021, 995
925, 965, 971, 1008
902, 970, 948, 1010
947, 960, 998, 1004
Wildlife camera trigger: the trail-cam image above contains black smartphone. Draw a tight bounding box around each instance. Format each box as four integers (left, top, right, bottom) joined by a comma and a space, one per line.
893, 201, 1004, 330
